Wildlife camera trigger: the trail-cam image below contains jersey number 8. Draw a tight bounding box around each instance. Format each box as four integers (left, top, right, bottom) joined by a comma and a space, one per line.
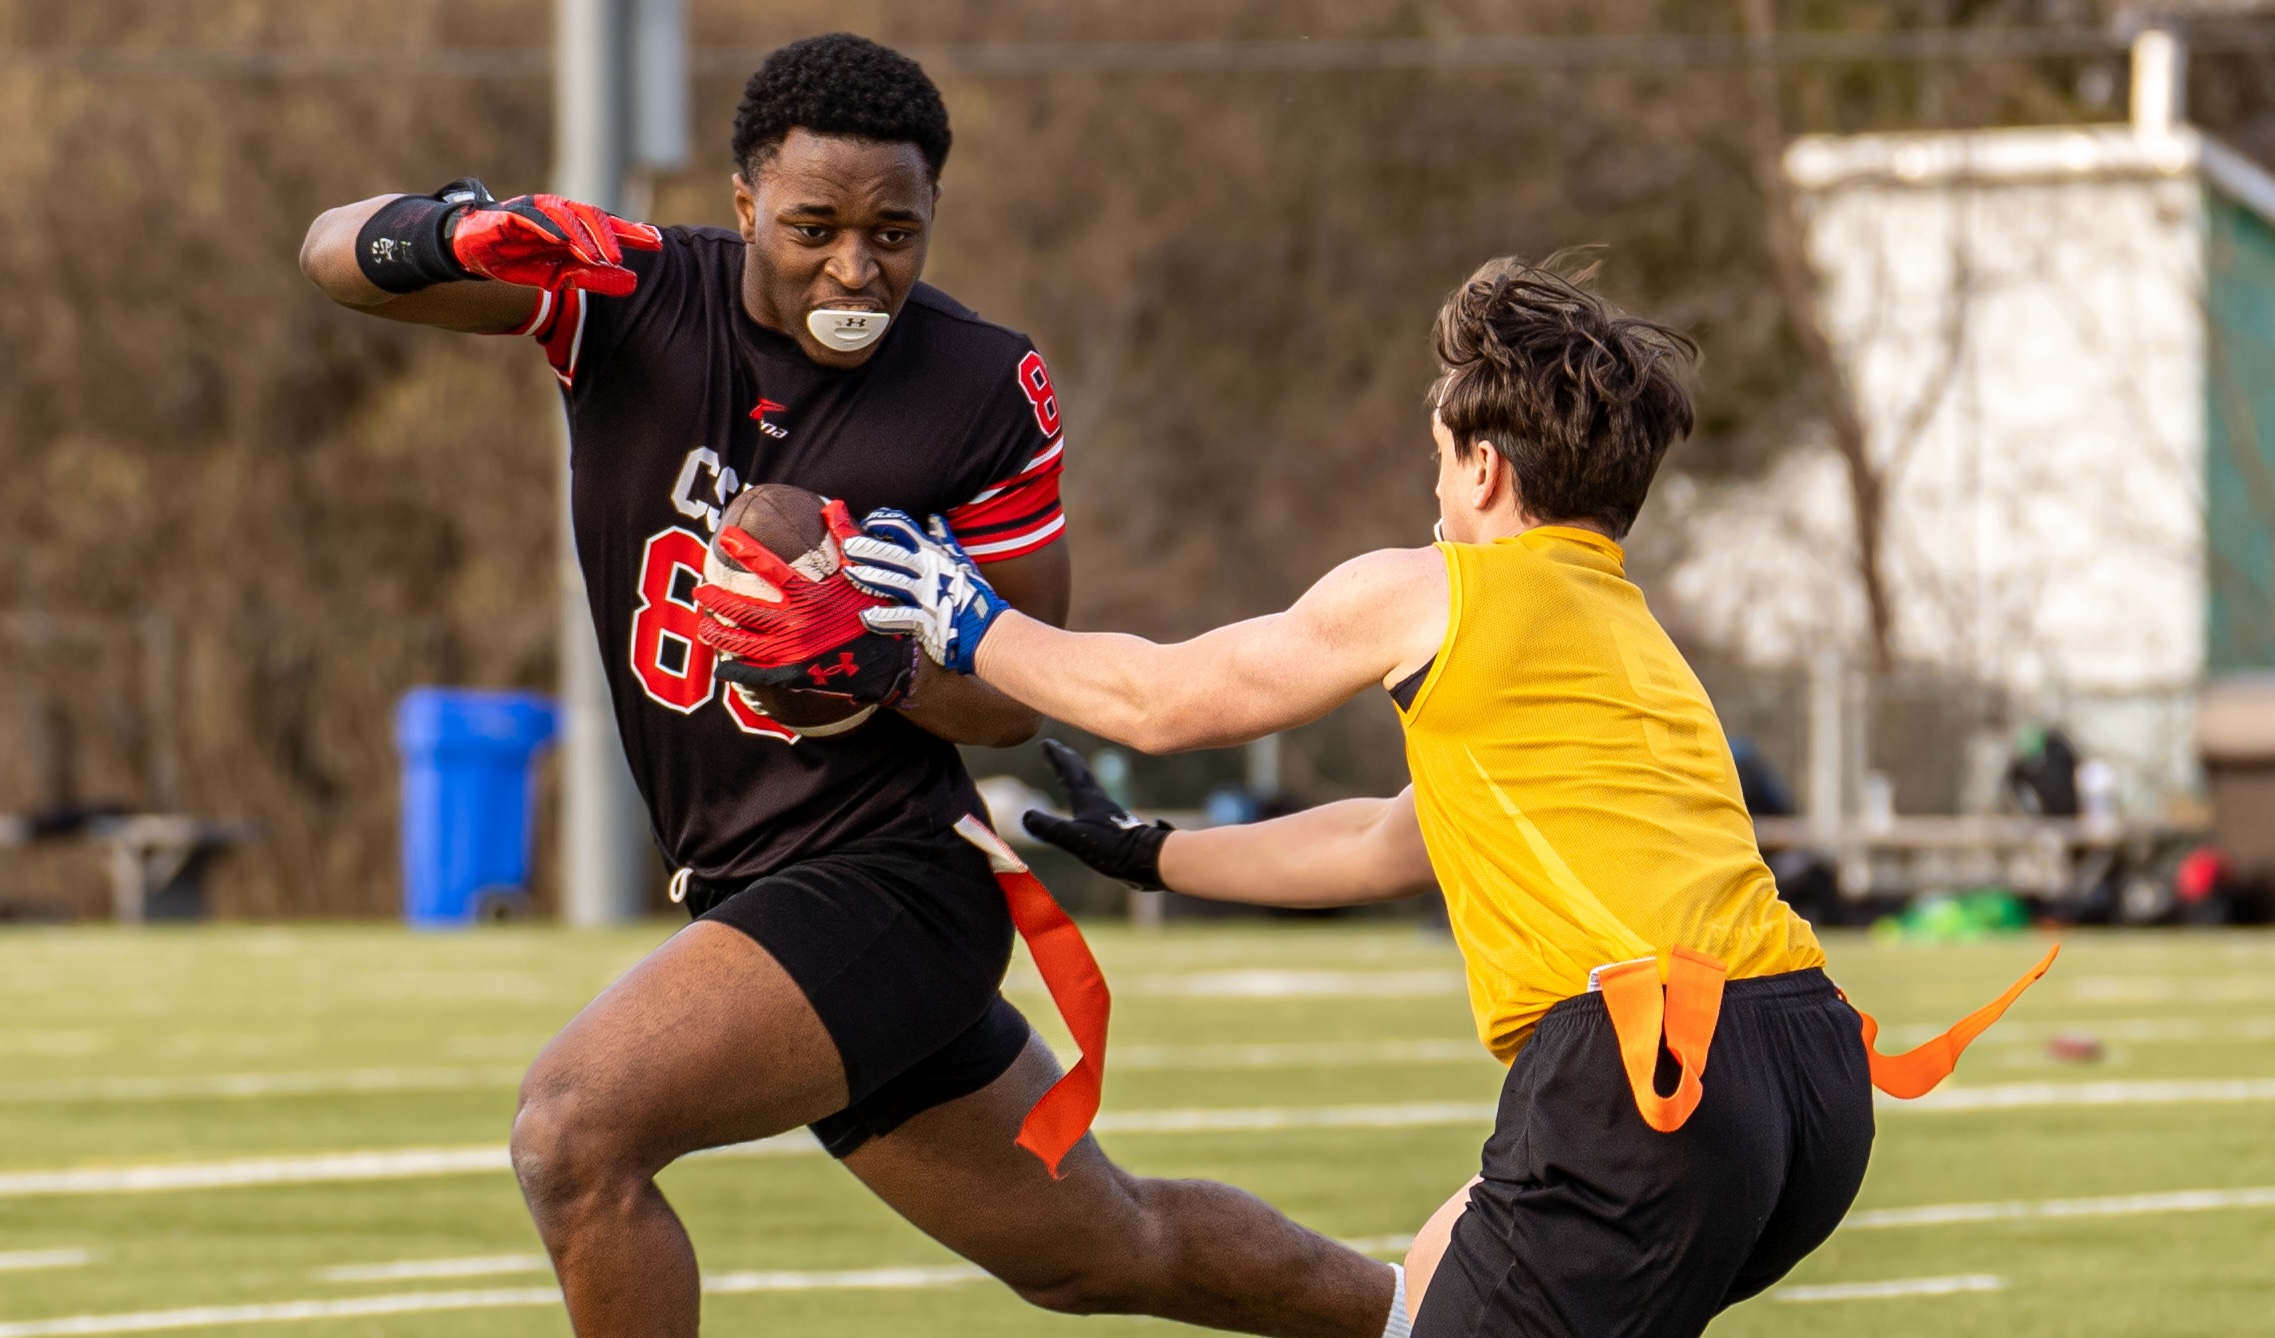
628, 528, 797, 742
1016, 350, 1061, 439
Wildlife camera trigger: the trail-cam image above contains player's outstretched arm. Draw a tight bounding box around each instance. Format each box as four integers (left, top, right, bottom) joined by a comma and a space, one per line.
1160, 788, 1437, 907
847, 511, 1445, 754
1021, 741, 1435, 907
302, 194, 540, 332
892, 540, 1069, 748
300, 182, 660, 334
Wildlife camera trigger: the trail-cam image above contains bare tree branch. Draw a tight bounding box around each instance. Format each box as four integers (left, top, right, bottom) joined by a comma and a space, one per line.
1739, 0, 1896, 670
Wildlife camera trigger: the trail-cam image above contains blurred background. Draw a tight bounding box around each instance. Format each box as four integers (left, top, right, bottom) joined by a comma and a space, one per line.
0, 0, 2272, 936
5, 7, 2275, 1336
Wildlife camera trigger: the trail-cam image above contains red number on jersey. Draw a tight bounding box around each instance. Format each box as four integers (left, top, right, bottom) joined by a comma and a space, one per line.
629, 527, 801, 741
628, 528, 716, 713
1016, 350, 1061, 438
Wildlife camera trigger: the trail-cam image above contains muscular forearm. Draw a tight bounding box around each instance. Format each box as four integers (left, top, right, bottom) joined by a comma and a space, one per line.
975, 614, 1263, 754
896, 657, 1040, 748
299, 195, 540, 333
1157, 793, 1436, 908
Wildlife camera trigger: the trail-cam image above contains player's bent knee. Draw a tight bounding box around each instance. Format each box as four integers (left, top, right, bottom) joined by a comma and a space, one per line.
509, 1082, 646, 1219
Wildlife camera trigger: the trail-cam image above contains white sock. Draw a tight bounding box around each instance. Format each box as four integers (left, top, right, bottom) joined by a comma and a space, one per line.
1382, 1263, 1413, 1338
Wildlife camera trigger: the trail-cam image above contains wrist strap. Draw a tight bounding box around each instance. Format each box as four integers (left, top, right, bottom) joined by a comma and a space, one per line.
1129, 821, 1172, 891
355, 193, 473, 294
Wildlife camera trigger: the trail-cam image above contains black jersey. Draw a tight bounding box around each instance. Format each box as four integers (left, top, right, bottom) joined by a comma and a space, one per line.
508, 226, 1067, 881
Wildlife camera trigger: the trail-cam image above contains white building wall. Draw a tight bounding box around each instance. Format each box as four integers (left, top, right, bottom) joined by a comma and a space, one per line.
1803, 166, 2205, 695
1658, 126, 2215, 812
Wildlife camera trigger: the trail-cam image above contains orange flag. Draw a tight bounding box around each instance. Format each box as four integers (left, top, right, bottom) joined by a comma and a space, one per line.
955, 815, 1112, 1178
1598, 942, 2061, 1133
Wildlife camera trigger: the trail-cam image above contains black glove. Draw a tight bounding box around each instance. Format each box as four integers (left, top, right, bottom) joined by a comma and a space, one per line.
1021, 739, 1174, 890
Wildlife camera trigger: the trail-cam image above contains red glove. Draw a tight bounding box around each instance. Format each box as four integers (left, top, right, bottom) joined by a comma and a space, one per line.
694, 501, 917, 707
447, 194, 662, 298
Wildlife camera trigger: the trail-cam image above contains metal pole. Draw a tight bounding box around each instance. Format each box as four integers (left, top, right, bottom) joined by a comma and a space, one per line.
1806, 650, 1843, 841
555, 0, 649, 925
2130, 27, 2186, 140
1244, 734, 1281, 799
630, 0, 690, 172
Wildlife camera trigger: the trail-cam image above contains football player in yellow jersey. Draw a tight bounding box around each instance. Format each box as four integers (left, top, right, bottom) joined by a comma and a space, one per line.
845, 256, 2040, 1338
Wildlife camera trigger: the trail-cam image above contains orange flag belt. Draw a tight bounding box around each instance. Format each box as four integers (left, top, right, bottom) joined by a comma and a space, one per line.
954, 815, 1111, 1178
1597, 942, 2062, 1133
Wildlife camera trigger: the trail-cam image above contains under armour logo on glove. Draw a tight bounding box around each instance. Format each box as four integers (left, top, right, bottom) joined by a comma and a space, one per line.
693, 499, 918, 717
843, 510, 1011, 675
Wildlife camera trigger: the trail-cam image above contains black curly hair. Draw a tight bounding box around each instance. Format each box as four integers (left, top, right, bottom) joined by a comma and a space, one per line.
1430, 253, 1698, 540
731, 34, 951, 181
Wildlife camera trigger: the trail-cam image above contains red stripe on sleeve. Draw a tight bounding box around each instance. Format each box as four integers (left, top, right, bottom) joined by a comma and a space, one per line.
530, 289, 587, 388
496, 288, 553, 339
947, 439, 1065, 562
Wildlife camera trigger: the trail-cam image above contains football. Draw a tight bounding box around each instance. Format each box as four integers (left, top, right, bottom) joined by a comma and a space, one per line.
705, 483, 884, 737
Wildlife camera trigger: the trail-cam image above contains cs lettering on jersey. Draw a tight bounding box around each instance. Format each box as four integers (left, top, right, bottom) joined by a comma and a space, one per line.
669, 447, 741, 533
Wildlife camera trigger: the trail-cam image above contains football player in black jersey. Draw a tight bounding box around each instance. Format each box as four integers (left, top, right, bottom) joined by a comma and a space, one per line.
300, 32, 1402, 1338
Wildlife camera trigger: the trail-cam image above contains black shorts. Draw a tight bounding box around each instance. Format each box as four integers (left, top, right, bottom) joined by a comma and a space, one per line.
682, 831, 1032, 1159
1417, 968, 1875, 1338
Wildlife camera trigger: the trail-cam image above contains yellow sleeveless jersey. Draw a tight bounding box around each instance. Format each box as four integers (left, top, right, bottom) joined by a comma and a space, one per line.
1398, 527, 1823, 1062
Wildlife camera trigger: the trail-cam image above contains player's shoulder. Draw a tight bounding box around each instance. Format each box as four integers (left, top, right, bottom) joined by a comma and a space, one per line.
651, 224, 743, 270
1335, 545, 1450, 587
659, 223, 744, 251
897, 283, 1038, 369
606, 223, 740, 295
1298, 547, 1449, 669
1302, 546, 1448, 615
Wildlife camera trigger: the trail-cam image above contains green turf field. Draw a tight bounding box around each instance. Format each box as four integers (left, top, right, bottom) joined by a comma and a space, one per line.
1, 923, 2270, 1336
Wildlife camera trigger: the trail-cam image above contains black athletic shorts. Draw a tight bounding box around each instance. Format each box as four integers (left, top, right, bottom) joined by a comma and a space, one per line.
681, 830, 1032, 1159
1417, 968, 1875, 1338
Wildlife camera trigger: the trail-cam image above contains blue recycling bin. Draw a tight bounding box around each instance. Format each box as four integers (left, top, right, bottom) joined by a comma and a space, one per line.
395, 688, 561, 927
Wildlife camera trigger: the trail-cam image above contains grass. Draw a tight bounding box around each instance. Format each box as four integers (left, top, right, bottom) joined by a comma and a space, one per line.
1, 923, 2271, 1334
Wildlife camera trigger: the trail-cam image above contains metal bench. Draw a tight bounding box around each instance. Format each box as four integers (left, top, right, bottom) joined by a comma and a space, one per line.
0, 812, 258, 921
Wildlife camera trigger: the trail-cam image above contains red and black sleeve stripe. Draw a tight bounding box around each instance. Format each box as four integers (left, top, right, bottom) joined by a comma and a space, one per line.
946, 436, 1066, 562
490, 287, 589, 388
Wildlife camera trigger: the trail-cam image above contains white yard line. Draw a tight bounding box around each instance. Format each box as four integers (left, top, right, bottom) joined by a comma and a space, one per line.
1845, 1184, 2275, 1229
703, 1264, 983, 1293
1108, 1039, 1485, 1069
2, 1042, 1489, 1108
0, 1105, 1496, 1200
27, 1080, 2272, 1204
0, 1148, 513, 1198
1885, 1077, 2275, 1112
0, 1250, 94, 1273
0, 1288, 567, 1338
1119, 969, 1467, 999
1881, 1015, 2275, 1048
2065, 975, 2275, 1004
0, 1265, 999, 1336
312, 1255, 548, 1283
310, 1232, 1414, 1294
1093, 1102, 1497, 1134
1774, 1273, 2003, 1303
0, 1068, 524, 1105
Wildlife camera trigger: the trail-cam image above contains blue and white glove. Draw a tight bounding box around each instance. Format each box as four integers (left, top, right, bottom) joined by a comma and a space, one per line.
843, 509, 1011, 674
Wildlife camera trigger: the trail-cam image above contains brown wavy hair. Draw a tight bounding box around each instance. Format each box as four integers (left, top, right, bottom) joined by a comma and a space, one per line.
1430, 253, 1698, 540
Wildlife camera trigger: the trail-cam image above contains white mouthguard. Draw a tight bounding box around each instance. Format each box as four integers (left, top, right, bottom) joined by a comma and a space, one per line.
806, 307, 890, 352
